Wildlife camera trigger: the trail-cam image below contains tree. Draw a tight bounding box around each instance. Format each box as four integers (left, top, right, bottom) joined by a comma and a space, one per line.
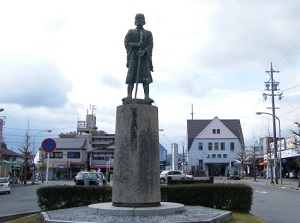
236, 146, 247, 179
291, 122, 300, 187
18, 131, 32, 184
245, 145, 259, 181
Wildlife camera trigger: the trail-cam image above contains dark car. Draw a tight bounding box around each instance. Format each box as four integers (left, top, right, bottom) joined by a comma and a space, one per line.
227, 170, 240, 180
74, 171, 106, 186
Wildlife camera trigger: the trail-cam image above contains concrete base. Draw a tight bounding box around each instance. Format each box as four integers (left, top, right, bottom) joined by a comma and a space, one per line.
112, 104, 160, 207
88, 202, 185, 216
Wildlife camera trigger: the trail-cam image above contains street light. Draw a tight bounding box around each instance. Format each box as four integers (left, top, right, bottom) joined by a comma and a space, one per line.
256, 112, 282, 185
33, 130, 52, 155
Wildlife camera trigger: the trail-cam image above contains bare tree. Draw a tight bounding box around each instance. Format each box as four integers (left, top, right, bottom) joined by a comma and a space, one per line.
19, 131, 31, 184
236, 146, 247, 179
245, 146, 260, 181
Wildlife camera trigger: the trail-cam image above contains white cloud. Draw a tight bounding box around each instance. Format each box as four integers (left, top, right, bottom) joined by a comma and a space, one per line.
1, 0, 300, 153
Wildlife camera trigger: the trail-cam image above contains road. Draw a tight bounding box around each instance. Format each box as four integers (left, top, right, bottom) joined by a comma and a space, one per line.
0, 183, 41, 217
0, 180, 74, 218
248, 182, 300, 223
216, 177, 300, 223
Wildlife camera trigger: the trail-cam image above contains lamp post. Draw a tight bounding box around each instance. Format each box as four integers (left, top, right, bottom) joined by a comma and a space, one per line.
33, 130, 52, 183
0, 108, 4, 161
33, 130, 52, 155
256, 112, 282, 185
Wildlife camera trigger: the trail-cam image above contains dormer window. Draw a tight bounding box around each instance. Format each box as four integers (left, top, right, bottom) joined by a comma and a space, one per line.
212, 129, 220, 134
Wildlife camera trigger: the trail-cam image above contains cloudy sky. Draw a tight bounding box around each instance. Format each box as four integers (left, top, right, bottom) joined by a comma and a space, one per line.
1, 0, 300, 154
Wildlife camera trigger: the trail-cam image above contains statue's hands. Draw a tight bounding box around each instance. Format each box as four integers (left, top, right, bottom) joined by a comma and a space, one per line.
137, 50, 145, 57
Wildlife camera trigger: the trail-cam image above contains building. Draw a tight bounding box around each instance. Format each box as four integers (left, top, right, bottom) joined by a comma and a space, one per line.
159, 144, 167, 171
38, 107, 170, 179
0, 147, 21, 177
187, 116, 244, 177
257, 135, 300, 179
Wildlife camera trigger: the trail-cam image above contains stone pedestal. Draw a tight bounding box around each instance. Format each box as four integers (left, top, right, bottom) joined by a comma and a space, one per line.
112, 104, 160, 207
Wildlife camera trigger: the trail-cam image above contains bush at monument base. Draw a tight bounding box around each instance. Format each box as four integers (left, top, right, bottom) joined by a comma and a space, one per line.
37, 183, 252, 213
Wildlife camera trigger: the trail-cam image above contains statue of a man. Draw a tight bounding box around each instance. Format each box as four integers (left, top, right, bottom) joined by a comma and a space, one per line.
125, 13, 153, 102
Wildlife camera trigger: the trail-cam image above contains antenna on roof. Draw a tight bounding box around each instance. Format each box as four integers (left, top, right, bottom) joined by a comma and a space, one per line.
90, 105, 97, 116
191, 104, 194, 120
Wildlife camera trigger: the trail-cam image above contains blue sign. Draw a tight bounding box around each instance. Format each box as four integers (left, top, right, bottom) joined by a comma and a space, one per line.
105, 156, 110, 161
42, 138, 57, 153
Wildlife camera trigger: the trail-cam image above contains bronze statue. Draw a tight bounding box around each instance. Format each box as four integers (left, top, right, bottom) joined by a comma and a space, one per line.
124, 13, 153, 102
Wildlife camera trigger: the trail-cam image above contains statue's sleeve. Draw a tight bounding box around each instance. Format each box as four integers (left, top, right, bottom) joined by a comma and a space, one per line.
145, 31, 153, 71
145, 31, 153, 57
124, 30, 133, 52
125, 30, 133, 68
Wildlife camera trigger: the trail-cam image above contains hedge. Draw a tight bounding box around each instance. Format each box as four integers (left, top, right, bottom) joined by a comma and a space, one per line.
37, 183, 252, 213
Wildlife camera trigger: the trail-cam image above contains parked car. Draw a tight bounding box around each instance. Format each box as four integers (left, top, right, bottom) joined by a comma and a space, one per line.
160, 170, 186, 184
74, 171, 106, 186
227, 170, 240, 180
0, 177, 11, 194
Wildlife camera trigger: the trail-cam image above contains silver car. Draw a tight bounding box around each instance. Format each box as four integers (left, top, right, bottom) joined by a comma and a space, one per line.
160, 170, 186, 184
0, 177, 11, 194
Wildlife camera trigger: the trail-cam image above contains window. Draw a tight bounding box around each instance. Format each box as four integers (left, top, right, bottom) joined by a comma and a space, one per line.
212, 129, 220, 134
93, 153, 105, 160
208, 142, 212, 150
214, 142, 219, 150
223, 154, 227, 158
221, 142, 225, 150
230, 142, 235, 151
198, 142, 203, 150
49, 152, 63, 158
212, 154, 216, 158
217, 154, 221, 158
67, 152, 80, 159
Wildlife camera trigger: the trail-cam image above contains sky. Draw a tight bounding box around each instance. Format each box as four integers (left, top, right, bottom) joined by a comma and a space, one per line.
1, 0, 300, 154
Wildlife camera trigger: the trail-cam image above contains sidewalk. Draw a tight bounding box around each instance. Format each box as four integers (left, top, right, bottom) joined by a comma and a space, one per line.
242, 177, 300, 190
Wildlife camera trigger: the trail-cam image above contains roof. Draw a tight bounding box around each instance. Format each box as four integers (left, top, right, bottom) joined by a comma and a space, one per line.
187, 118, 244, 151
53, 138, 87, 150
1, 148, 21, 157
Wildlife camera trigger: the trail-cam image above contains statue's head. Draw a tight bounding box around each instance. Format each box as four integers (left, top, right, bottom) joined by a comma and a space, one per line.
134, 13, 146, 26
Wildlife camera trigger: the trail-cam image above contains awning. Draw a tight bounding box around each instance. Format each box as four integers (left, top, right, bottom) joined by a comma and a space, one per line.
91, 165, 114, 169
70, 162, 85, 168
52, 161, 70, 168
259, 161, 268, 166
0, 160, 20, 166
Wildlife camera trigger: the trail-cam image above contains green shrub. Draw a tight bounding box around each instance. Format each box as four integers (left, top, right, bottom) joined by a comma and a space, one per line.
36, 185, 112, 211
161, 183, 252, 213
37, 183, 252, 213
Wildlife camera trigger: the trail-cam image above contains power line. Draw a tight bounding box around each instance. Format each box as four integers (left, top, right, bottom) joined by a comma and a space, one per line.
281, 84, 300, 92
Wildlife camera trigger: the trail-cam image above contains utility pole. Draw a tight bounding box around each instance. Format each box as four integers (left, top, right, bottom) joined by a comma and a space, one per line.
264, 62, 281, 184
182, 142, 185, 173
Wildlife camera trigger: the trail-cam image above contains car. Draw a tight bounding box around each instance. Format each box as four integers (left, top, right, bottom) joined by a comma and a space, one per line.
0, 177, 11, 194
227, 170, 240, 180
160, 170, 186, 184
74, 171, 106, 186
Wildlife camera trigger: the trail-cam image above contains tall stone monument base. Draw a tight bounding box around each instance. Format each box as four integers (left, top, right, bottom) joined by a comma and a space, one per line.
112, 104, 161, 207
88, 103, 186, 217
